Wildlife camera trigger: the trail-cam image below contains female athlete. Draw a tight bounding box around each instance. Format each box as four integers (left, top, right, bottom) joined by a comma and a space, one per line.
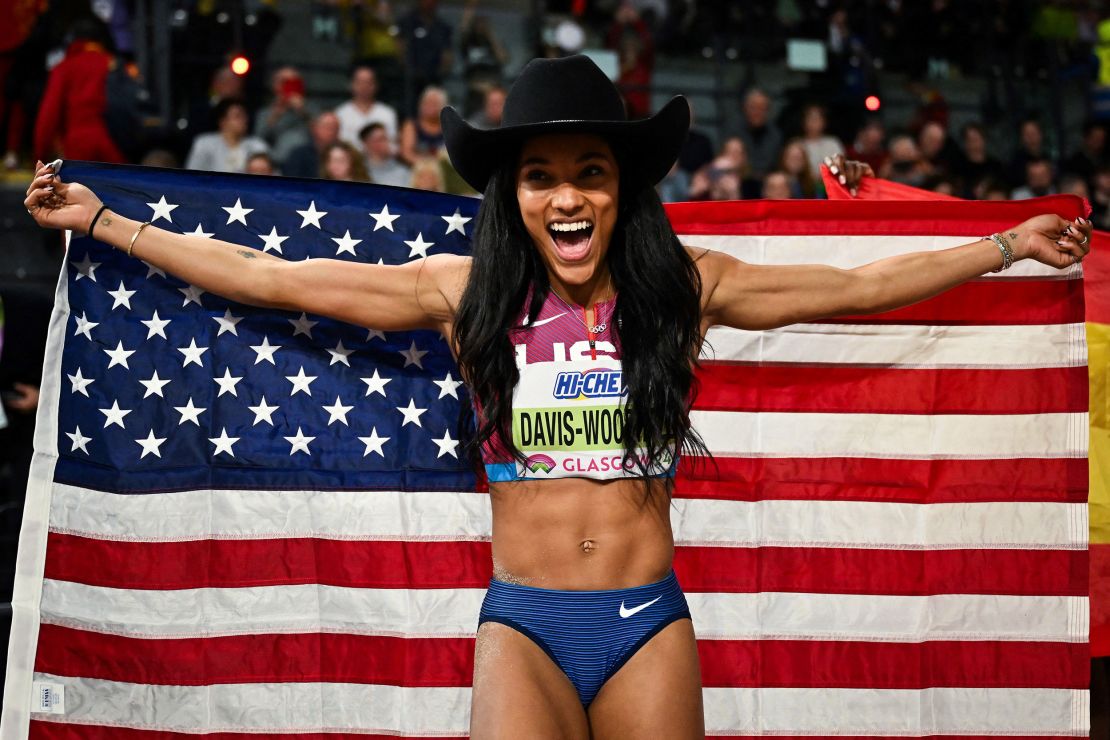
25, 55, 1091, 738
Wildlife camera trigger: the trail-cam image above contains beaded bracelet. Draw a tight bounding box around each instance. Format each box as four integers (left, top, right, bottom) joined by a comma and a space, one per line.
988, 233, 1014, 272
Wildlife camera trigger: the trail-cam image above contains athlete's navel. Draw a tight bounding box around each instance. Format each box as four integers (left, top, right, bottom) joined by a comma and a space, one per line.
580, 539, 597, 554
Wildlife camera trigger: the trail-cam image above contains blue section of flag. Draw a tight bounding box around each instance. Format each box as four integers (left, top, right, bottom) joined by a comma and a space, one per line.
53, 161, 480, 492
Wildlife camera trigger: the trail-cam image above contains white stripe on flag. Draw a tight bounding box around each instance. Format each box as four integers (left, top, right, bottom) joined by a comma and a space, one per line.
693, 410, 1088, 459
686, 591, 1088, 642
700, 686, 1089, 735
680, 233, 1083, 280
671, 499, 1088, 549
48, 483, 1085, 549
28, 673, 1088, 736
703, 322, 1087, 368
38, 580, 1086, 642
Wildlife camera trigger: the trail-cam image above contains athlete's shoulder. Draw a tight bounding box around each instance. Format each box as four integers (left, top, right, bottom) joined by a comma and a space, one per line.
420, 253, 471, 306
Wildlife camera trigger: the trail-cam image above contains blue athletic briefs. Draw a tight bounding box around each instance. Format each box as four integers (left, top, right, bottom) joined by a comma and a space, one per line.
478, 570, 691, 706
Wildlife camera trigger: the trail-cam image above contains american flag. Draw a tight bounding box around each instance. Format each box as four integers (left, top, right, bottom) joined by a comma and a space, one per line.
1, 162, 1090, 738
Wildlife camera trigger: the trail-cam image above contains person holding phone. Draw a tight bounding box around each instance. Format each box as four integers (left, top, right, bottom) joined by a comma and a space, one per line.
254, 66, 318, 170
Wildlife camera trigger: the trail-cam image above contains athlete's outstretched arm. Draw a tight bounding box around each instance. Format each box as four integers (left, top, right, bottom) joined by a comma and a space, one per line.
24, 160, 466, 333
695, 213, 1093, 332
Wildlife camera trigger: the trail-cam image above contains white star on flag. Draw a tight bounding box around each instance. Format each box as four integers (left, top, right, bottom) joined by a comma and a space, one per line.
248, 396, 280, 426
433, 372, 463, 399
67, 368, 94, 397
361, 370, 391, 397
297, 201, 327, 228
366, 328, 386, 342
213, 308, 243, 336
359, 427, 390, 457
259, 226, 289, 254
135, 430, 167, 459
73, 312, 98, 340
187, 223, 214, 238
143, 260, 167, 278
288, 312, 318, 338
370, 204, 400, 231
286, 366, 317, 396
284, 426, 315, 455
327, 340, 354, 367
332, 230, 362, 256
71, 253, 100, 282
141, 310, 171, 340
104, 340, 135, 369
442, 209, 471, 236
223, 197, 253, 225
66, 426, 91, 454
250, 336, 281, 365
99, 400, 131, 429
404, 233, 434, 259
209, 428, 240, 457
107, 281, 136, 310
322, 396, 354, 425
138, 370, 171, 398
174, 398, 206, 426
432, 429, 459, 458
179, 284, 205, 307
178, 338, 208, 367
399, 340, 428, 369
214, 367, 243, 397
147, 195, 179, 223
396, 398, 427, 427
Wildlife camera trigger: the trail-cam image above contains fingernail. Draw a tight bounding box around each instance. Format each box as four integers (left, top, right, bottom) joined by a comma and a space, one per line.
850, 188, 858, 196
45, 185, 53, 191
839, 175, 847, 184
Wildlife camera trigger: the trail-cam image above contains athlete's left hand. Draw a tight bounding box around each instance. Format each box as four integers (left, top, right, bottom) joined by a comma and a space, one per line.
1008, 214, 1093, 269
824, 154, 874, 197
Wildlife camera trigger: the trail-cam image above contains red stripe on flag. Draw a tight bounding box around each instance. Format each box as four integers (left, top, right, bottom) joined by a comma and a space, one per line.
24, 727, 1082, 740
694, 365, 1087, 414
43, 534, 493, 590
812, 279, 1084, 325
674, 546, 1088, 597
704, 737, 1083, 740
665, 195, 1086, 236
29, 724, 451, 740
33, 625, 474, 688
43, 534, 1084, 596
33, 625, 1084, 689
676, 456, 1089, 504
697, 639, 1088, 689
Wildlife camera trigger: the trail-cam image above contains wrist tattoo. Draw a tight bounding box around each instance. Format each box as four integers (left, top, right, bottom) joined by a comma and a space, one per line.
100, 216, 112, 228
236, 249, 257, 260
1009, 231, 1018, 241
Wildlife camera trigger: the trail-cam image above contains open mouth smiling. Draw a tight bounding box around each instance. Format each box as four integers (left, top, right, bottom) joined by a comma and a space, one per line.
547, 219, 595, 262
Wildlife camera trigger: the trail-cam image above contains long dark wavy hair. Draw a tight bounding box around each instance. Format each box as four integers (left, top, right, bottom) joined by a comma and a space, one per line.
452, 138, 711, 494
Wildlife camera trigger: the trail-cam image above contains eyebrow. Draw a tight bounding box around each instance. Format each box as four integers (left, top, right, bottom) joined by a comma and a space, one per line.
519, 151, 610, 167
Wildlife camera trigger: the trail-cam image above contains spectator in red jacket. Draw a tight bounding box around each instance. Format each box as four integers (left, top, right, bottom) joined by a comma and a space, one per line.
32, 18, 127, 164
606, 3, 654, 119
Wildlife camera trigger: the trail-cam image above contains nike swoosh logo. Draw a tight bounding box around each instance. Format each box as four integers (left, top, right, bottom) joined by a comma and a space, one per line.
619, 594, 663, 618
526, 312, 566, 328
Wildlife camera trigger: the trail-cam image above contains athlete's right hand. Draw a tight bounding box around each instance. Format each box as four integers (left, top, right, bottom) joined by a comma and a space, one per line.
24, 159, 103, 235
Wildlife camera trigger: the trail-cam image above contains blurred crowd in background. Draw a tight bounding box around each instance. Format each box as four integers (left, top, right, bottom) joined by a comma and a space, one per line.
6, 0, 1110, 224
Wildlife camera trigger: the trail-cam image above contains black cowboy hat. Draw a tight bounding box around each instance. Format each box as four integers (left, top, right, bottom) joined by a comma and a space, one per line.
441, 54, 690, 193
